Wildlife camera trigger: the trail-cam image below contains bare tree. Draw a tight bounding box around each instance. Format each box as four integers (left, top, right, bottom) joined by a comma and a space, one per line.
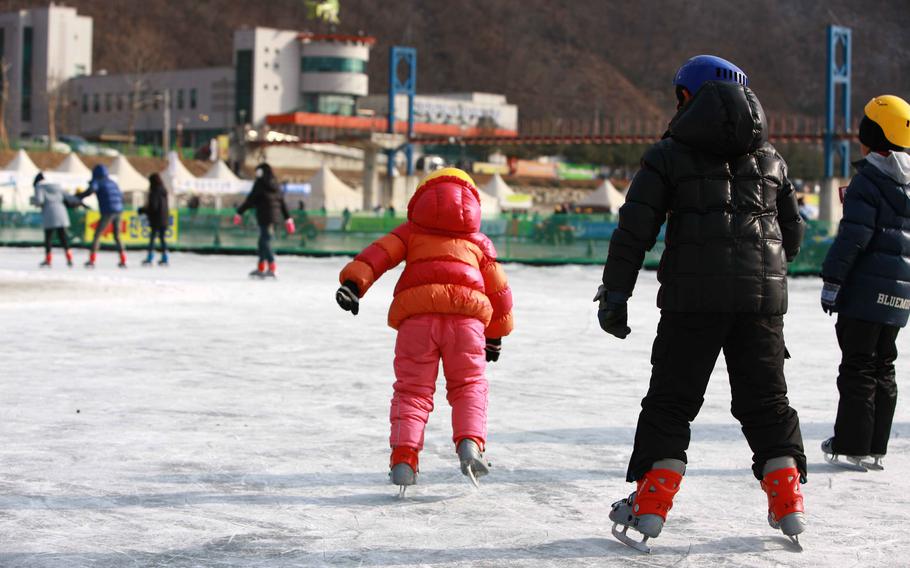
46, 74, 67, 150
121, 27, 165, 151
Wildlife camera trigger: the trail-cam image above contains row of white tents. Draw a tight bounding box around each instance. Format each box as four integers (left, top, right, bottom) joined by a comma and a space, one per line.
0, 148, 624, 214
0, 150, 254, 211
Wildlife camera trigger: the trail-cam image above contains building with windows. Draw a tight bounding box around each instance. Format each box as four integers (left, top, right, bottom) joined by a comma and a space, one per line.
0, 4, 92, 140
0, 6, 518, 156
69, 67, 235, 148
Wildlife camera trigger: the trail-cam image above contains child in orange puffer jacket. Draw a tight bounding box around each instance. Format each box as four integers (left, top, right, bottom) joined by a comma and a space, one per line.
335, 168, 513, 494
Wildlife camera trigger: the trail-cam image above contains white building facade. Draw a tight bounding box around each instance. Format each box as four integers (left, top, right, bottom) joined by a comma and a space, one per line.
0, 4, 92, 140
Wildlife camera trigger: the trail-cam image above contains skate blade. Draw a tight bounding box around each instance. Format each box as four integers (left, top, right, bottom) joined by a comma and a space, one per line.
861, 459, 883, 471
611, 523, 651, 554
466, 465, 480, 489
397, 485, 407, 499
787, 534, 803, 552
824, 453, 867, 472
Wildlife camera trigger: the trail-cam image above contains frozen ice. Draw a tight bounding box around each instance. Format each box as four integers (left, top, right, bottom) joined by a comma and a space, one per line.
0, 247, 907, 566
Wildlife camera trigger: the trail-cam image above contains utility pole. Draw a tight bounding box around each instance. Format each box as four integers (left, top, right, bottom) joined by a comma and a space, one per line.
162, 89, 170, 155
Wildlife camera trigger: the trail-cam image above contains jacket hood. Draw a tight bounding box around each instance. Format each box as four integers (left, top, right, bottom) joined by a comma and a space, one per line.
865, 151, 910, 185
92, 164, 108, 180
407, 168, 481, 233
859, 154, 910, 216
667, 81, 767, 157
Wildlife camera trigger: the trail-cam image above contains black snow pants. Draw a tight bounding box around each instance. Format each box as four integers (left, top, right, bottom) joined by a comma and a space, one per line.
44, 228, 69, 253
832, 315, 900, 456
627, 312, 806, 482
147, 227, 168, 255
257, 224, 275, 263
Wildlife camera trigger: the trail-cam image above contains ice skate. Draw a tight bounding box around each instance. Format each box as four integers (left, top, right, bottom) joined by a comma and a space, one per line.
39, 256, 51, 268
821, 438, 867, 472
761, 456, 806, 550
249, 261, 267, 279
390, 446, 418, 499
456, 438, 489, 488
609, 459, 685, 553
65, 253, 73, 268
142, 256, 154, 267
158, 254, 169, 267
263, 262, 277, 279
862, 454, 884, 471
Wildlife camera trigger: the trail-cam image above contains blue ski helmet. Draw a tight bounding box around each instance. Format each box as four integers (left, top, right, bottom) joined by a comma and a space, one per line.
674, 55, 748, 95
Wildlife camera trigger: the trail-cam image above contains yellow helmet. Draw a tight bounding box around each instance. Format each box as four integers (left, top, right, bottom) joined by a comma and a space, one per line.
419, 167, 477, 189
863, 95, 910, 150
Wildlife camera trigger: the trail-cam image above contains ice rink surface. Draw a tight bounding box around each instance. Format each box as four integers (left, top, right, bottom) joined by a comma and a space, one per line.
0, 247, 907, 567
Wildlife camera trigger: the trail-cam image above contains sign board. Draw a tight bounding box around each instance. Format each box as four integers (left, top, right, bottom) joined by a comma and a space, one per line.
84, 210, 179, 245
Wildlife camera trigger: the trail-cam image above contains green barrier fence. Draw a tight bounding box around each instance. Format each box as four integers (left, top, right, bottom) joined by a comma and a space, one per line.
0, 209, 835, 275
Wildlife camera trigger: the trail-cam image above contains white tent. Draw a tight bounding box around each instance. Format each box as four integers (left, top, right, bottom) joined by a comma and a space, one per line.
477, 188, 502, 218
577, 179, 626, 212
47, 153, 92, 190
0, 150, 40, 210
306, 165, 362, 212
483, 173, 533, 210
197, 160, 252, 194
45, 153, 97, 209
202, 160, 240, 182
109, 155, 149, 192
160, 151, 197, 194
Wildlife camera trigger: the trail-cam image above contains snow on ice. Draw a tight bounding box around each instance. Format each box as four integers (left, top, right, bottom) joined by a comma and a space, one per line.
0, 248, 907, 567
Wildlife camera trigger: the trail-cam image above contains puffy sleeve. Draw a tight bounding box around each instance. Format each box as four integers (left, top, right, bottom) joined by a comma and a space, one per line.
822, 177, 878, 283
775, 161, 804, 261
601, 144, 671, 295
478, 235, 513, 338
339, 223, 410, 295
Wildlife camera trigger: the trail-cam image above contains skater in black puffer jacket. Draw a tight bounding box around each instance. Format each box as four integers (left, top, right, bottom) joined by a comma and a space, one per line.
596, 55, 806, 552
820, 95, 910, 471
138, 173, 170, 266
234, 163, 295, 278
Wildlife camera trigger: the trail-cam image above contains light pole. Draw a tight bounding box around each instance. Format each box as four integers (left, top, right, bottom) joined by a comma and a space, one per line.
162, 89, 170, 156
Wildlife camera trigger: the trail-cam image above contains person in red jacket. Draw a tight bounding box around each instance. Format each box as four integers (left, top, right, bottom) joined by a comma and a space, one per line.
336, 168, 513, 496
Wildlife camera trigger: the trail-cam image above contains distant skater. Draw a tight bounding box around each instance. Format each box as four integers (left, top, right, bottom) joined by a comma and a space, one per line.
335, 168, 513, 497
138, 173, 170, 267
77, 164, 127, 268
233, 163, 295, 278
31, 172, 76, 268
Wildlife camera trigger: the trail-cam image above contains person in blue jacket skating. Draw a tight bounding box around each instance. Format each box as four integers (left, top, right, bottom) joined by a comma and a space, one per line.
820, 95, 910, 471
77, 164, 127, 268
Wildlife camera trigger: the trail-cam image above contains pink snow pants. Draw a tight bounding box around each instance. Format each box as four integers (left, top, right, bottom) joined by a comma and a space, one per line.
390, 314, 488, 451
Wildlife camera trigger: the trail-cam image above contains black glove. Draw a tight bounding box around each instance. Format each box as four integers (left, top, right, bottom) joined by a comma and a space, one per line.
336, 281, 360, 315
594, 284, 631, 339
820, 280, 841, 316
485, 338, 502, 362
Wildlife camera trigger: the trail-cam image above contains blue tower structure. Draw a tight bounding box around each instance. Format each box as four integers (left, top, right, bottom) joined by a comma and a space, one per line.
387, 46, 417, 177
825, 25, 852, 178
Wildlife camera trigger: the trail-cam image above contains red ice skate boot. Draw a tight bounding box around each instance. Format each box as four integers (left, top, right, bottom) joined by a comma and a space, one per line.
265, 261, 277, 279
65, 250, 73, 267
39, 252, 52, 268
249, 260, 266, 279
761, 456, 805, 548
610, 458, 685, 553
389, 446, 419, 498
118, 251, 128, 268
84, 252, 97, 268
